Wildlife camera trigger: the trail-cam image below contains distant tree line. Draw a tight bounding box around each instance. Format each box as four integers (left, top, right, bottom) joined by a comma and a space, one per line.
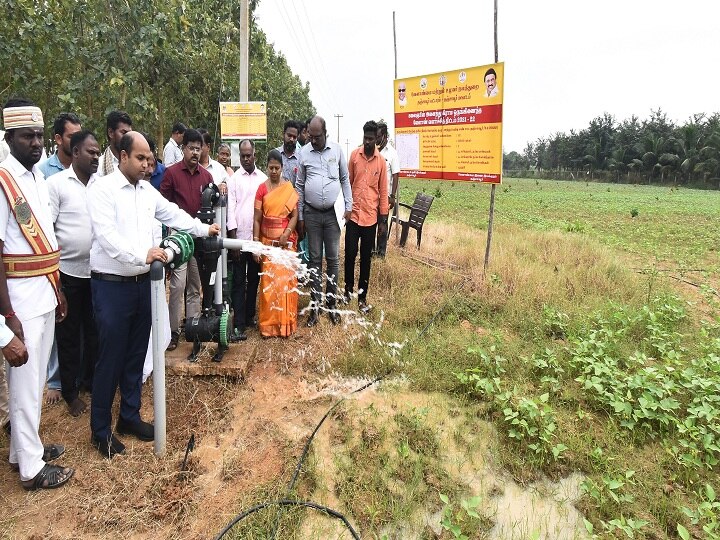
0, 0, 315, 151
503, 110, 720, 186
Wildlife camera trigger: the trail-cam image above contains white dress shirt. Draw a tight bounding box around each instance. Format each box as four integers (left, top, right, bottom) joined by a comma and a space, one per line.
88, 169, 210, 276
0, 154, 58, 318
202, 158, 229, 185
227, 167, 266, 241
47, 166, 97, 278
163, 138, 183, 167
380, 144, 400, 194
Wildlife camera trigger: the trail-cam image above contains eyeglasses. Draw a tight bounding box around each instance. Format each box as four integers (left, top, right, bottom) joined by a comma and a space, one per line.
398, 88, 406, 93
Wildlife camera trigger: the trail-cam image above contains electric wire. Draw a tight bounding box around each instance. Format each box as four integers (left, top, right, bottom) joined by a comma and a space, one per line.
213, 500, 361, 540
289, 0, 341, 113
272, 0, 338, 113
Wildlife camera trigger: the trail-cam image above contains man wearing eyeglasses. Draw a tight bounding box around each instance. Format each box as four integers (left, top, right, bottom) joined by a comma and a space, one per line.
159, 129, 214, 351
397, 83, 408, 107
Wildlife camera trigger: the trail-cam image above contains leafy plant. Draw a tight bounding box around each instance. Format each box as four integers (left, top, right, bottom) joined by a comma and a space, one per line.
439, 493, 485, 540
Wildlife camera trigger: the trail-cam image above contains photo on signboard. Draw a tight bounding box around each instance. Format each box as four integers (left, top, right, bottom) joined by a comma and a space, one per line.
398, 82, 408, 107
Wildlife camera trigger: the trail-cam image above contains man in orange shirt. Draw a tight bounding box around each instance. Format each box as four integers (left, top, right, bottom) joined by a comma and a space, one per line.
344, 121, 388, 314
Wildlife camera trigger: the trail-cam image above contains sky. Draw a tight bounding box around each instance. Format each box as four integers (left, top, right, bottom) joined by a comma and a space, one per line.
253, 0, 720, 154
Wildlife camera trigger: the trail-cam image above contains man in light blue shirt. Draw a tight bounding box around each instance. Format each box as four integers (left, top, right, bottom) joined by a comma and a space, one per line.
39, 113, 81, 179
296, 115, 352, 326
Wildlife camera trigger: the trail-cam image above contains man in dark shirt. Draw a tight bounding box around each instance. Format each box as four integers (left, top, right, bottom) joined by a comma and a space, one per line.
159, 129, 214, 350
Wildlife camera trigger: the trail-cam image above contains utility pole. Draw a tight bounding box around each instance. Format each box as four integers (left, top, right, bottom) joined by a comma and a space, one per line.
393, 11, 400, 242
483, 0, 499, 276
334, 113, 343, 143
239, 0, 249, 101
345, 138, 350, 157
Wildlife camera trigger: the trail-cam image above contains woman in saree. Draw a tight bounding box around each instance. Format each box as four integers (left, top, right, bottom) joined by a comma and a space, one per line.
253, 149, 299, 337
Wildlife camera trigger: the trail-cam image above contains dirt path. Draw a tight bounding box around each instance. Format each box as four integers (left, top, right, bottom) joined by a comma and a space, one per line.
0, 319, 352, 540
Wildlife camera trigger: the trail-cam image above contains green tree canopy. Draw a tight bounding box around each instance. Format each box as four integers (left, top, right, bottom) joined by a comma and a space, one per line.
0, 0, 314, 153
505, 109, 720, 185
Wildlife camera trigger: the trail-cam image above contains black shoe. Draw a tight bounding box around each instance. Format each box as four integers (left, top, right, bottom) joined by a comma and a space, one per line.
92, 433, 126, 458
359, 301, 372, 315
116, 418, 154, 442
166, 331, 180, 351
230, 327, 247, 342
329, 311, 341, 325
307, 310, 319, 327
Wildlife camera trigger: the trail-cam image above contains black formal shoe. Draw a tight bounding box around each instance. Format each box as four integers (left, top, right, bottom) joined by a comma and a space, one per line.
116, 418, 154, 442
92, 434, 126, 458
359, 301, 372, 315
329, 311, 341, 325
306, 310, 319, 327
230, 327, 247, 342
166, 331, 180, 351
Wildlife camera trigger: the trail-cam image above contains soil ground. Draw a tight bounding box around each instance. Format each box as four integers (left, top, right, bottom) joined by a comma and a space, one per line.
0, 317, 352, 539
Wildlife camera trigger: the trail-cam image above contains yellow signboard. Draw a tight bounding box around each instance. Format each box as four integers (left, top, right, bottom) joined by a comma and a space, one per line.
394, 63, 503, 183
219, 101, 267, 140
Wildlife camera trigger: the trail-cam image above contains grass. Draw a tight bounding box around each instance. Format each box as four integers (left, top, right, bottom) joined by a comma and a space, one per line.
306, 178, 720, 539
398, 177, 720, 270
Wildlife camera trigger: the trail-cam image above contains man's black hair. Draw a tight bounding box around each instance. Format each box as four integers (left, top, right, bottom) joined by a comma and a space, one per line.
70, 130, 96, 152
182, 128, 203, 146
283, 120, 298, 134
172, 122, 187, 134
363, 120, 379, 134
3, 97, 35, 110
118, 132, 135, 155
106, 110, 132, 131
484, 68, 497, 80
197, 128, 212, 146
239, 139, 255, 150
53, 112, 81, 138
142, 132, 157, 154
377, 121, 389, 136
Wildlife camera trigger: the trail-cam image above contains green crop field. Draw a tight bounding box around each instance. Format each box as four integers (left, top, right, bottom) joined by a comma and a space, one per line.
303, 178, 720, 540
398, 178, 720, 270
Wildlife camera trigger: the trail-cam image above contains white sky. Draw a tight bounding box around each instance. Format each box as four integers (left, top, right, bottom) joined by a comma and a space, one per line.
254, 0, 720, 154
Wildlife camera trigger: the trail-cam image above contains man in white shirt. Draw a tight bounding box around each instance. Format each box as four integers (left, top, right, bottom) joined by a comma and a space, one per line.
375, 122, 400, 258
47, 130, 101, 417
163, 122, 186, 167
99, 110, 132, 177
198, 129, 229, 188
0, 99, 73, 490
88, 131, 219, 458
227, 139, 266, 340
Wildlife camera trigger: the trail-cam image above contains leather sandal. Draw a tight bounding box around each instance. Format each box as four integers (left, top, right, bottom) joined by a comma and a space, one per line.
21, 463, 74, 491
10, 443, 65, 471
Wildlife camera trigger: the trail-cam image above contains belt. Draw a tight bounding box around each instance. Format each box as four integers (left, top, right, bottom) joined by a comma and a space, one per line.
304, 202, 335, 213
91, 271, 150, 283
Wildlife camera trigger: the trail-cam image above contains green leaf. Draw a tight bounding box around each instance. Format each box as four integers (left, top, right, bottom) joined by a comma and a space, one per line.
706, 483, 716, 502
583, 519, 594, 534
676, 524, 690, 540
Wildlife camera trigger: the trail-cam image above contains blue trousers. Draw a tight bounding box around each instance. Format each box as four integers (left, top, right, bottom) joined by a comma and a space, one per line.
90, 278, 151, 439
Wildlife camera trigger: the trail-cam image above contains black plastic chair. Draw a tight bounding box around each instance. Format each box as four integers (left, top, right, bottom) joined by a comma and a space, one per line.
388, 192, 434, 249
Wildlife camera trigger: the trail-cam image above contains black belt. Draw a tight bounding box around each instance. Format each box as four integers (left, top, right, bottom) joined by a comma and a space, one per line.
304, 202, 335, 213
91, 271, 150, 283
